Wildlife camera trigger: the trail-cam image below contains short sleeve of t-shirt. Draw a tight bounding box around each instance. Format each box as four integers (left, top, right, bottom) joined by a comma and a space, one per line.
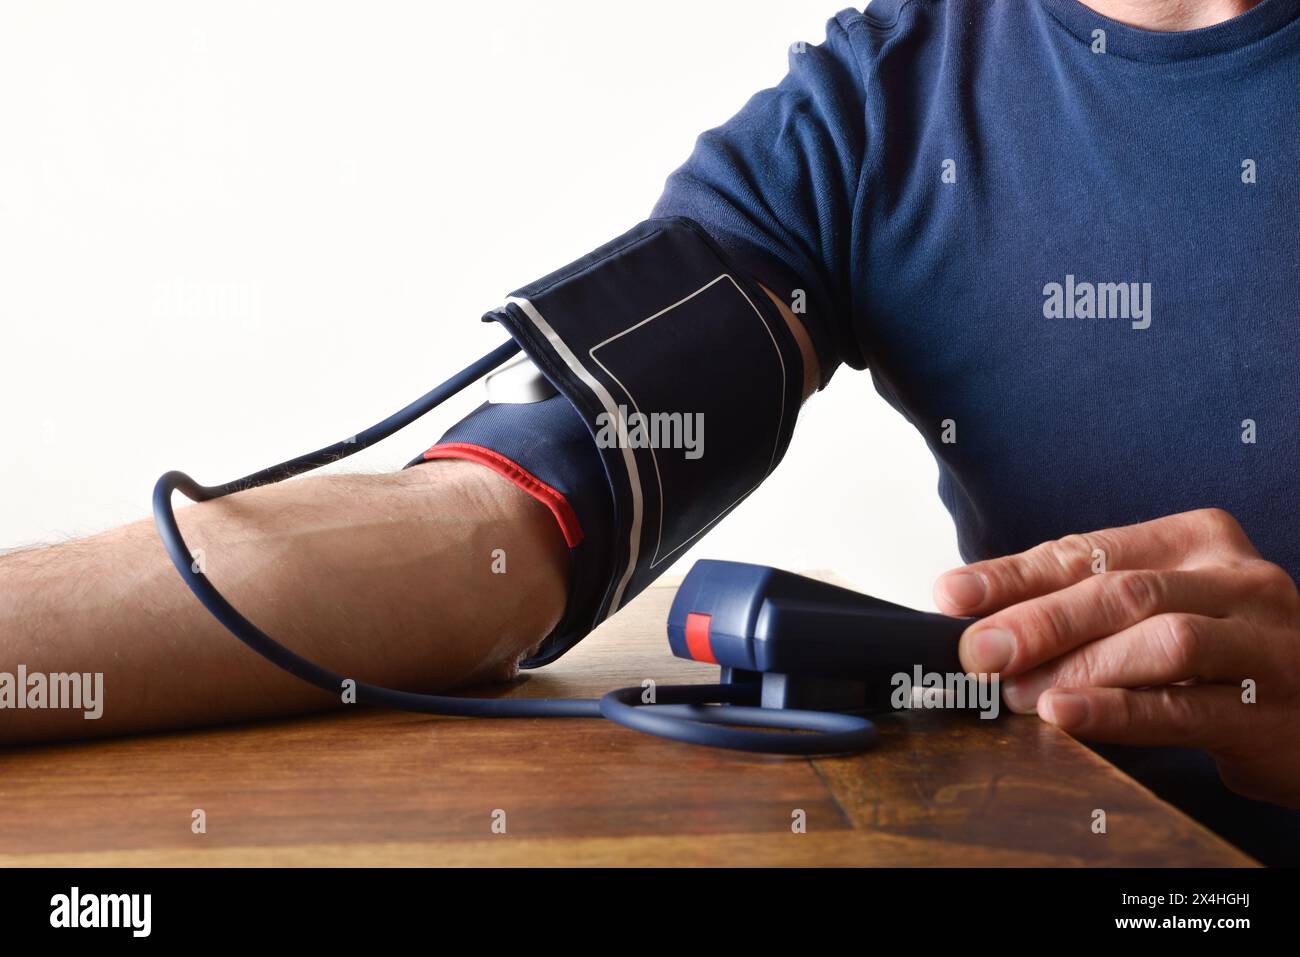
650, 10, 870, 389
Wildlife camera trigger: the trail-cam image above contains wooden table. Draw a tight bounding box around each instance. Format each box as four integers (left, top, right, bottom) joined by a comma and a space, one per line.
0, 576, 1255, 867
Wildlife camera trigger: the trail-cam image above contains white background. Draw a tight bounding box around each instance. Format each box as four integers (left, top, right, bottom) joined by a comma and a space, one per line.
0, 0, 960, 609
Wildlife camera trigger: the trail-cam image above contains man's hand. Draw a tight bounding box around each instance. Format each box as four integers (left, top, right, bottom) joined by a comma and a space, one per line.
933, 508, 1300, 808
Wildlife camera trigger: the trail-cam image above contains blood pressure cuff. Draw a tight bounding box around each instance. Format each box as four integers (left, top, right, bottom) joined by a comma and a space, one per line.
413, 217, 805, 668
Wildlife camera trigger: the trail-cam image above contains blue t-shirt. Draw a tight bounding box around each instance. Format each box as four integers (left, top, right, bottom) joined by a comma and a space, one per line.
652, 0, 1300, 863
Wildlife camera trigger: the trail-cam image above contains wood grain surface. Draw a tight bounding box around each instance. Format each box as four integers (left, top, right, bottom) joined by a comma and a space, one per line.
0, 575, 1255, 866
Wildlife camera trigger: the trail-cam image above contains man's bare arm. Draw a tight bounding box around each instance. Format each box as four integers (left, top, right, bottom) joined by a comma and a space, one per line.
0, 460, 569, 744
761, 283, 820, 402
0, 279, 817, 746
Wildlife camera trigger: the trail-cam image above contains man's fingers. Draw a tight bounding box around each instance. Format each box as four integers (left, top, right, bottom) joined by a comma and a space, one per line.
1000, 614, 1261, 713
956, 567, 1250, 676
934, 508, 1254, 616
1036, 684, 1252, 752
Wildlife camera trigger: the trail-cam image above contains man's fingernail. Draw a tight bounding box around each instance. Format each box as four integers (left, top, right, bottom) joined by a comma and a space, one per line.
1002, 674, 1049, 714
938, 571, 986, 610
967, 627, 1014, 673
1040, 691, 1089, 730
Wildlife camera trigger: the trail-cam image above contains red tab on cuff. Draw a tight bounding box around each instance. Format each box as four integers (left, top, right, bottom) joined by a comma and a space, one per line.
422, 442, 584, 548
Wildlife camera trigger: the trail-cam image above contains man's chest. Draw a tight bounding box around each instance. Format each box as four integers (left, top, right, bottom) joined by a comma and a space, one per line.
853, 121, 1299, 573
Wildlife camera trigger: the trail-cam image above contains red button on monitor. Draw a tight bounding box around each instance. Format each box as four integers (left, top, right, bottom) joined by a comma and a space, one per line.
684, 612, 717, 664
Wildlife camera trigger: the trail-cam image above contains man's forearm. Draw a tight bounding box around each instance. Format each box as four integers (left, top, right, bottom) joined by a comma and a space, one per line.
0, 460, 570, 744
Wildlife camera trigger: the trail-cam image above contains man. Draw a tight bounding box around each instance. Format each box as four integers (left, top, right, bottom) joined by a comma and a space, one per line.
2, 0, 1298, 861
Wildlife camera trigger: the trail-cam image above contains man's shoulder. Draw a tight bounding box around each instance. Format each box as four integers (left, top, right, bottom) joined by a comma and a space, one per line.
830, 1, 1002, 54
841, 0, 967, 32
